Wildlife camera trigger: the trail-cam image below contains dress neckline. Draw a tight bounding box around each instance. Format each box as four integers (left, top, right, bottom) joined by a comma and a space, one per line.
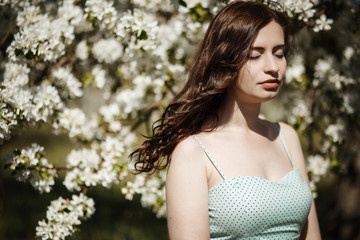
208, 168, 299, 192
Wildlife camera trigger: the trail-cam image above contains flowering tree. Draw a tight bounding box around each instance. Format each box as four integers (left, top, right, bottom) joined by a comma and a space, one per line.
0, 0, 359, 239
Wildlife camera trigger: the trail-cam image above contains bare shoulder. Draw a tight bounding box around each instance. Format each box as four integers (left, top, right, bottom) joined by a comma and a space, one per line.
172, 135, 201, 157
276, 121, 301, 150
276, 122, 307, 170
276, 121, 299, 141
170, 135, 205, 167
167, 135, 207, 182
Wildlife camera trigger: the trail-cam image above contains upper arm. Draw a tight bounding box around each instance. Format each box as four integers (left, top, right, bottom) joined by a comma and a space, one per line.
278, 122, 322, 240
166, 137, 210, 240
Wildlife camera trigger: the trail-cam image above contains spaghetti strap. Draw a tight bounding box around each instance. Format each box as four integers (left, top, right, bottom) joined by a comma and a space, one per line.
193, 135, 227, 180
274, 123, 294, 167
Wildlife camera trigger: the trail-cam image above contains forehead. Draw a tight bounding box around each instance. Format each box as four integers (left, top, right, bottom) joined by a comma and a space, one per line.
252, 20, 285, 47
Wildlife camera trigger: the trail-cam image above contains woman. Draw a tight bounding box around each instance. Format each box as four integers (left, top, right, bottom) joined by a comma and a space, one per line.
131, 1, 321, 239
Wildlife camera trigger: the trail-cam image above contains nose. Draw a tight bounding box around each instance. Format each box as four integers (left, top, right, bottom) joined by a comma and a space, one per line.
264, 54, 279, 74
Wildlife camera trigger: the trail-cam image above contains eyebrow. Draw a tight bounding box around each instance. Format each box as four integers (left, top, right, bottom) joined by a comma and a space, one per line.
250, 44, 286, 51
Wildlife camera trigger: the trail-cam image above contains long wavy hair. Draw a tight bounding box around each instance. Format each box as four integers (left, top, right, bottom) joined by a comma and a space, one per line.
130, 0, 290, 173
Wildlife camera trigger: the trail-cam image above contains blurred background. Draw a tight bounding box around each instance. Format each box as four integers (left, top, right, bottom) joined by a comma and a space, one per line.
0, 127, 169, 240
1, 0, 360, 239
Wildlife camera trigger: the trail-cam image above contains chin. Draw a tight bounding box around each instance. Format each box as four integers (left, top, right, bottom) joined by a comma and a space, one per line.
264, 87, 280, 92
265, 86, 281, 96
259, 91, 279, 102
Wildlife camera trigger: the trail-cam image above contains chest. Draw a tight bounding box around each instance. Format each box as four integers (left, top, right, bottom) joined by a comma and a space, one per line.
208, 169, 312, 239
205, 139, 293, 189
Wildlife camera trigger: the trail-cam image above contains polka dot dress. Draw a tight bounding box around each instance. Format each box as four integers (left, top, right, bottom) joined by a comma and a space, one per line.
194, 124, 312, 240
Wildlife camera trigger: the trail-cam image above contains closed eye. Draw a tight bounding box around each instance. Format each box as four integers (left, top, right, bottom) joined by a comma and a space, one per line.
248, 45, 285, 59
248, 55, 261, 60
248, 49, 262, 60
273, 46, 285, 58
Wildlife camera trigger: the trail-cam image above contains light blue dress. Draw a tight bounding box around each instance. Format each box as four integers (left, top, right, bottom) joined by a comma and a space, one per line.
194, 123, 312, 240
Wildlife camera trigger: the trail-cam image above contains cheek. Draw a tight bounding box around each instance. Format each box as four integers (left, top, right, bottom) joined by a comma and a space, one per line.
241, 63, 256, 79
282, 61, 287, 72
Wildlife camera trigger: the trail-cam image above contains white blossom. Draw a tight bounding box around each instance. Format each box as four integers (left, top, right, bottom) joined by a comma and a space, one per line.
325, 121, 346, 143
64, 148, 101, 190
343, 46, 355, 61
185, 0, 210, 8
75, 40, 89, 60
99, 103, 121, 132
313, 57, 355, 89
313, 14, 333, 32
314, 58, 333, 78
287, 99, 312, 126
328, 73, 343, 90
1, 84, 34, 121
91, 65, 107, 89
269, 0, 315, 22
320, 140, 331, 154
286, 54, 305, 83
4, 143, 57, 193
84, 0, 119, 32
117, 127, 136, 145
35, 193, 95, 240
122, 170, 166, 217
0, 64, 32, 138
3, 62, 30, 87
154, 21, 183, 61
0, 104, 18, 142
58, 0, 84, 27
53, 108, 96, 139
168, 63, 186, 83
92, 38, 123, 64
115, 88, 145, 116
64, 138, 130, 191
342, 92, 358, 114
51, 67, 83, 98
98, 135, 128, 187
312, 58, 333, 87
32, 82, 63, 122
307, 155, 330, 176
131, 0, 173, 12
115, 9, 160, 55
325, 73, 354, 90
7, 6, 75, 62
16, 5, 44, 26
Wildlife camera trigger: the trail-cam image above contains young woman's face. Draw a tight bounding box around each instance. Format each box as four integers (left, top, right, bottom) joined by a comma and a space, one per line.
232, 20, 287, 103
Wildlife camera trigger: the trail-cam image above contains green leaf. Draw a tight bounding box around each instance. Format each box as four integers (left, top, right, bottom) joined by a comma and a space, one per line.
25, 50, 36, 60
40, 171, 48, 179
179, 0, 187, 7
86, 12, 95, 22
330, 158, 339, 167
138, 30, 148, 40
82, 72, 93, 87
14, 149, 21, 155
14, 48, 23, 57
190, 5, 211, 23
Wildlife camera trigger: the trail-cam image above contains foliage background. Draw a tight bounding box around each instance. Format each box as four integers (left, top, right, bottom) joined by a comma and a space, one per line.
0, 0, 360, 239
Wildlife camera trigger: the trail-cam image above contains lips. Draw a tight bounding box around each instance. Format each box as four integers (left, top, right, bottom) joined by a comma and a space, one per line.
259, 79, 280, 88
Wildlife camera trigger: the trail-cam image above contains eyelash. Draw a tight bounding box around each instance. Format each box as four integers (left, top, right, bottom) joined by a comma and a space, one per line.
248, 53, 284, 60
249, 55, 260, 60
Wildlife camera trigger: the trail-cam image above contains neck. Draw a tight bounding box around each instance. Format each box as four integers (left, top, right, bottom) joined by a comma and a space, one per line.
217, 89, 263, 131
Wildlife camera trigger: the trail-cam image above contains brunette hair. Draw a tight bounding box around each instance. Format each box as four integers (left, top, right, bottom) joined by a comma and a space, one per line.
130, 0, 290, 173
